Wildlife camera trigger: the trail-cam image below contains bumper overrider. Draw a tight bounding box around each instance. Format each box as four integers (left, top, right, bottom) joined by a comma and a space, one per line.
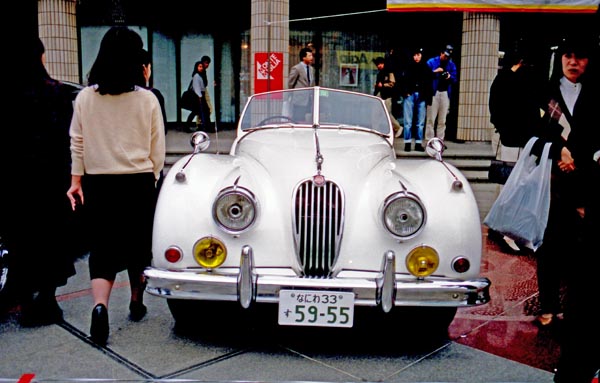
144, 246, 491, 312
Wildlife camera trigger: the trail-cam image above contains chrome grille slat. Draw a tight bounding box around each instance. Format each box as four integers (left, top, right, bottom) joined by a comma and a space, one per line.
293, 179, 344, 277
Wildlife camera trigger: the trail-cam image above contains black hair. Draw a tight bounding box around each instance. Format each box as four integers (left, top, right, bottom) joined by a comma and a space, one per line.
87, 26, 144, 95
299, 47, 312, 61
503, 38, 535, 67
26, 37, 51, 88
191, 60, 203, 77
140, 48, 151, 66
201, 55, 211, 64
556, 35, 596, 59
549, 35, 597, 83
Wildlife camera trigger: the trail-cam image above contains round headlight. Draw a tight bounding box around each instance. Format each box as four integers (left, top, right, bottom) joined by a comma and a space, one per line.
193, 236, 227, 269
382, 193, 425, 238
213, 187, 257, 234
406, 245, 439, 278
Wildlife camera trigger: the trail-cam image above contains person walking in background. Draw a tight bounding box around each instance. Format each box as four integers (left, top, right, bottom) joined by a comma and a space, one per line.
373, 56, 402, 138
66, 26, 165, 345
0, 36, 84, 327
488, 38, 545, 253
185, 60, 211, 132
199, 55, 215, 132
288, 47, 315, 122
425, 45, 457, 145
399, 47, 432, 152
529, 36, 597, 335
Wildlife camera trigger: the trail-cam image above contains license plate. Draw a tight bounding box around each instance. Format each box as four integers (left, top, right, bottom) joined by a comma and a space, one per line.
278, 290, 354, 328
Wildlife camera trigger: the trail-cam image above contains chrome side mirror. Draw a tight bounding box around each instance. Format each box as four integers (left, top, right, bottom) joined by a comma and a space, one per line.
176, 132, 211, 183
190, 131, 210, 153
426, 138, 445, 161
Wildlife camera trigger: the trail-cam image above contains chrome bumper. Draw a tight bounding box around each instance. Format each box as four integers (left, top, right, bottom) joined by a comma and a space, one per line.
144, 246, 491, 312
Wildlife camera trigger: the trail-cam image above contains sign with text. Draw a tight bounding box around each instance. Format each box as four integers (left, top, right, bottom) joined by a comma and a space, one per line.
386, 0, 599, 13
255, 52, 284, 94
335, 51, 386, 70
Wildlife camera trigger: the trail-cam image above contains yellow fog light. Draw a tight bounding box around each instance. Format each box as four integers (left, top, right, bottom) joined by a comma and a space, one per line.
405, 245, 439, 278
193, 237, 227, 269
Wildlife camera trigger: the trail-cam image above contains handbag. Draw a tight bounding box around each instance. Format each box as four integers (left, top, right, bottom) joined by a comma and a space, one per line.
488, 141, 517, 185
181, 81, 198, 111
483, 137, 552, 251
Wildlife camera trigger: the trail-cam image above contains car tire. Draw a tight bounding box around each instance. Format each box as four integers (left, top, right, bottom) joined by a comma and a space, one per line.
167, 299, 274, 335
370, 306, 456, 344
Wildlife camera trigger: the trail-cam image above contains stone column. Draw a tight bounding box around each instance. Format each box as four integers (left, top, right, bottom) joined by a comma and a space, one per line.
251, 0, 289, 95
456, 12, 499, 142
38, 0, 79, 83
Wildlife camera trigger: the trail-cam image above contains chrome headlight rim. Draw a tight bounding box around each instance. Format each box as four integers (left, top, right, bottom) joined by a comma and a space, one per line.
381, 191, 426, 239
212, 186, 258, 234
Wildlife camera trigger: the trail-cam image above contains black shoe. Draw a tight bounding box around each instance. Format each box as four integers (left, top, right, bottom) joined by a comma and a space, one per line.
90, 304, 109, 345
404, 143, 412, 152
19, 294, 63, 327
415, 143, 425, 152
129, 302, 147, 322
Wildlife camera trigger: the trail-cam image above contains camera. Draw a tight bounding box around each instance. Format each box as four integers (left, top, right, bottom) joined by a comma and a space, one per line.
441, 71, 449, 78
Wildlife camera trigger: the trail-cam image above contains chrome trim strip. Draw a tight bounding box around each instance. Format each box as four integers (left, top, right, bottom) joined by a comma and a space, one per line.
377, 251, 396, 313
237, 245, 254, 309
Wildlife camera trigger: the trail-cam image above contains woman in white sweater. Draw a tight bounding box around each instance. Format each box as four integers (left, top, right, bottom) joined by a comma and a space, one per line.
67, 26, 165, 346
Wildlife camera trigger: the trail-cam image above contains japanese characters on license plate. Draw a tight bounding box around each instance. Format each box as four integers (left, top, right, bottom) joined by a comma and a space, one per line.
278, 290, 354, 328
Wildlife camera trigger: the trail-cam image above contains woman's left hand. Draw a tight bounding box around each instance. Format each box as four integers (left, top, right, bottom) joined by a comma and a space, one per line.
558, 147, 575, 173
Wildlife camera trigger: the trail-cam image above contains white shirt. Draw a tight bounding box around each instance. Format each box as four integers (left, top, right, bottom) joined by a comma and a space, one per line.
559, 76, 581, 116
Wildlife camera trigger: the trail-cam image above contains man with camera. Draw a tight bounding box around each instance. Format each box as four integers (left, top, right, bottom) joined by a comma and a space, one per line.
425, 44, 458, 145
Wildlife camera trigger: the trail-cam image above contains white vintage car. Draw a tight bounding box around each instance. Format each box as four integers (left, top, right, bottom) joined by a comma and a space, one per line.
145, 86, 490, 332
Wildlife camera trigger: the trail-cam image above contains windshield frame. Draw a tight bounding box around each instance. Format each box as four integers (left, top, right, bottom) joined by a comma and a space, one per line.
238, 87, 393, 136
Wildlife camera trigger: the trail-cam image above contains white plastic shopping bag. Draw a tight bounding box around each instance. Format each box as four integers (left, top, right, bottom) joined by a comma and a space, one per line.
483, 137, 552, 251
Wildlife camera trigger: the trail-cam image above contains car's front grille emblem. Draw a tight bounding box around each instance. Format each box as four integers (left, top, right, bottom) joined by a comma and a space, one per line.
293, 179, 344, 277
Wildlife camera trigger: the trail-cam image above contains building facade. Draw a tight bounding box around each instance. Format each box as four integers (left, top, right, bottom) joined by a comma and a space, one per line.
35, 0, 597, 142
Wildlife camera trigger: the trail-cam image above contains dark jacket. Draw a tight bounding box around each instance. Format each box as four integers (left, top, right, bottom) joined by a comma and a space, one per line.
399, 59, 433, 104
373, 68, 396, 100
533, 73, 599, 211
489, 65, 544, 147
2, 76, 82, 297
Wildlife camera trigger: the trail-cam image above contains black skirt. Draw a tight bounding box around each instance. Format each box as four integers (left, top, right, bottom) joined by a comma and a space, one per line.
84, 173, 156, 280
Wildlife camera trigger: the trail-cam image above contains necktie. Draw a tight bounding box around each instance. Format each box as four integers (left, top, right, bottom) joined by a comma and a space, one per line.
306, 65, 310, 84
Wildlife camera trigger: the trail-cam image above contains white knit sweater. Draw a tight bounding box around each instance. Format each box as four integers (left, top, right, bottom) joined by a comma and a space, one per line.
70, 85, 166, 181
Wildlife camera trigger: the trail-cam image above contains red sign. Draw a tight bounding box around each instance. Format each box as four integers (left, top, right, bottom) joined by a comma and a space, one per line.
254, 52, 283, 94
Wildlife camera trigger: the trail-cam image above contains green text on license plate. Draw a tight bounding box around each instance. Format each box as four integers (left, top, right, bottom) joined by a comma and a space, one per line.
278, 290, 354, 328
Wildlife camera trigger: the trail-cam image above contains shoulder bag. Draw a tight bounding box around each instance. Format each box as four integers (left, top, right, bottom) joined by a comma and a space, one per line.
181, 81, 198, 111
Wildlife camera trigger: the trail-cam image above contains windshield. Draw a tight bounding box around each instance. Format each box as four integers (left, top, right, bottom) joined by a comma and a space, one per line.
239, 87, 391, 134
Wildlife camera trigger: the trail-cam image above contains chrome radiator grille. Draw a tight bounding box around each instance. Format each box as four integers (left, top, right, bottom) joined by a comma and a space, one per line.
293, 179, 344, 277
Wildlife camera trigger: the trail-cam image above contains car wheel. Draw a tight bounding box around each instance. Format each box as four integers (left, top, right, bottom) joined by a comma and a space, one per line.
360, 306, 457, 347
167, 299, 203, 329
398, 306, 457, 342
167, 299, 271, 333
